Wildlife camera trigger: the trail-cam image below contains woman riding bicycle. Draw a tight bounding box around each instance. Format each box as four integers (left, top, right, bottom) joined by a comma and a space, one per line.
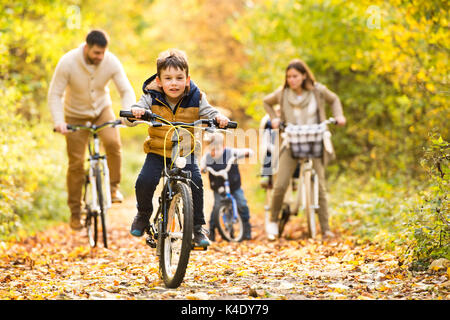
263, 58, 346, 240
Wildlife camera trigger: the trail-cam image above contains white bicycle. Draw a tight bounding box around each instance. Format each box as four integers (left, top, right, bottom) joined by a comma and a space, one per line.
277, 118, 336, 239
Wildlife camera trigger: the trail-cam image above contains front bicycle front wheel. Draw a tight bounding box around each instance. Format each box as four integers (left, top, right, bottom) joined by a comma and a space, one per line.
159, 182, 193, 288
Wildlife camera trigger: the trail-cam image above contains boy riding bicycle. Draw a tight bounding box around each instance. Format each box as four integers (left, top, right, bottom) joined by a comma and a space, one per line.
200, 133, 253, 241
124, 49, 229, 247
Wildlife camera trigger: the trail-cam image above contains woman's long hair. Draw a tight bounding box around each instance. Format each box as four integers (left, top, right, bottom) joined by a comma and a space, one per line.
283, 59, 316, 91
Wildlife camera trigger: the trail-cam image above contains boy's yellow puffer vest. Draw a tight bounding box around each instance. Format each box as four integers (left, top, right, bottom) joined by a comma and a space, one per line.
141, 74, 200, 158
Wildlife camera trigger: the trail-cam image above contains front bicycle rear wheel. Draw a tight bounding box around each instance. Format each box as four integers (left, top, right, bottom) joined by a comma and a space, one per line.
216, 204, 244, 242
159, 182, 193, 288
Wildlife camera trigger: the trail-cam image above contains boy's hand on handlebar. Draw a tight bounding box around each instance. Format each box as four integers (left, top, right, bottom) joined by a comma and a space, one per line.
215, 114, 229, 128
131, 107, 147, 119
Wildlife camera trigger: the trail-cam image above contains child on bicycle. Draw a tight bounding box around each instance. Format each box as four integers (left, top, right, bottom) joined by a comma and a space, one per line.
200, 133, 253, 241
124, 49, 229, 247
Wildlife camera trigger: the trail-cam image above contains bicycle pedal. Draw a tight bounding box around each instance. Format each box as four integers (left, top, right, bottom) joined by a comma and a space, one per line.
145, 237, 157, 248
192, 245, 207, 251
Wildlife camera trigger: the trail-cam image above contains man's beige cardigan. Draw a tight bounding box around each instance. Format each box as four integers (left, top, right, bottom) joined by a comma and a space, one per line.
48, 43, 135, 126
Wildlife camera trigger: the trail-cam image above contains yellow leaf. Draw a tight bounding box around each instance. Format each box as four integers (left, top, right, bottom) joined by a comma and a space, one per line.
236, 270, 248, 277
207, 276, 219, 283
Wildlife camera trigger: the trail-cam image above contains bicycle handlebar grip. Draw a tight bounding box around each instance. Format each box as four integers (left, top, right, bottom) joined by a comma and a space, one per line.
53, 124, 75, 132
119, 110, 134, 118
120, 110, 155, 122
227, 121, 238, 129
212, 119, 238, 129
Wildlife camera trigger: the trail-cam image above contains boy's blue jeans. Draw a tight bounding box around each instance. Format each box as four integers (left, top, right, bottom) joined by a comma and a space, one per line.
210, 187, 250, 231
135, 152, 205, 226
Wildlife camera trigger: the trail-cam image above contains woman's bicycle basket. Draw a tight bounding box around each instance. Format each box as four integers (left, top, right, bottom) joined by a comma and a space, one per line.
284, 123, 326, 159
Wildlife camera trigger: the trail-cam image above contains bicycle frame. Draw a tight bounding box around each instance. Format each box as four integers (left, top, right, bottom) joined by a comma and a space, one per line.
86, 131, 111, 213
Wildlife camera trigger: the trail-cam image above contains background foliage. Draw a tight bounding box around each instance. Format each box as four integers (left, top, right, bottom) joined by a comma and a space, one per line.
0, 0, 448, 264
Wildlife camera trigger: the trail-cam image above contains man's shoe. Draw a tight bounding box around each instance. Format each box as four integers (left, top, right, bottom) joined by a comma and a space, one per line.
193, 225, 211, 247
266, 221, 278, 241
70, 214, 83, 231
111, 190, 124, 203
130, 212, 150, 237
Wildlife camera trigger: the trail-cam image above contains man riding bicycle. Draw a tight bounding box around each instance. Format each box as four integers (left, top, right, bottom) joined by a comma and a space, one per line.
48, 30, 135, 230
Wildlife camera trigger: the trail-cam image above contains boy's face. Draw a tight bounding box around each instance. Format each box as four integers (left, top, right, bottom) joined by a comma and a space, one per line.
156, 67, 190, 103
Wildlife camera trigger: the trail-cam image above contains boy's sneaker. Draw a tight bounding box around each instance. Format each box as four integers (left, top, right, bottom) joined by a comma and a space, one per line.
130, 212, 150, 237
193, 225, 211, 247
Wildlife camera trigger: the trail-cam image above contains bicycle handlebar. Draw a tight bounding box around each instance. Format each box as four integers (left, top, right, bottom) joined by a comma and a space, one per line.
53, 119, 123, 133
204, 155, 237, 177
119, 110, 238, 129
280, 117, 337, 130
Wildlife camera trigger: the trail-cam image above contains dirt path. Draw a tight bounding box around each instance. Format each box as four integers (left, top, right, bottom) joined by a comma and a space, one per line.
0, 195, 448, 300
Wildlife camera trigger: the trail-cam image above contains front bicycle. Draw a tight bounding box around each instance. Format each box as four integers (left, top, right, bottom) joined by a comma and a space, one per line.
120, 109, 237, 288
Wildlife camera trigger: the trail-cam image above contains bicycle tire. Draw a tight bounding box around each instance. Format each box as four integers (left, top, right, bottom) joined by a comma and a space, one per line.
303, 170, 317, 238
84, 176, 98, 247
278, 203, 291, 237
95, 166, 108, 248
215, 203, 244, 242
159, 182, 193, 288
